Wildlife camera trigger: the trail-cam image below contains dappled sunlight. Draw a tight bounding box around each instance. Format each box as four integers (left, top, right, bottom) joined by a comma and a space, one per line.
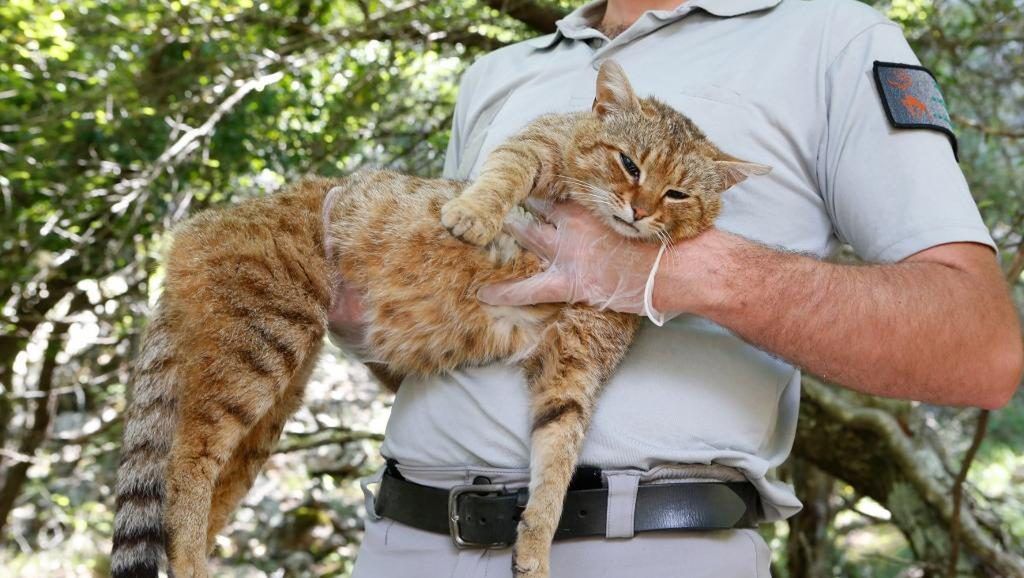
0, 0, 1021, 577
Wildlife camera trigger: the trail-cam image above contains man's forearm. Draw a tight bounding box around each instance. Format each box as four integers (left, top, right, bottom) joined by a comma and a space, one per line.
653, 230, 1022, 409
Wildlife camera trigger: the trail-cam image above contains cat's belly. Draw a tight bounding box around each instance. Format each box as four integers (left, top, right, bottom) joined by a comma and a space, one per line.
329, 174, 553, 375
356, 235, 553, 374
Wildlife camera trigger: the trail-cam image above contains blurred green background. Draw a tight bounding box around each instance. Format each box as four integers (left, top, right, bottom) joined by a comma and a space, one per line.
0, 0, 1022, 576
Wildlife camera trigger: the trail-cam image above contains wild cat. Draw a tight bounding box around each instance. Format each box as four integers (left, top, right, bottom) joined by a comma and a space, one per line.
110, 60, 769, 578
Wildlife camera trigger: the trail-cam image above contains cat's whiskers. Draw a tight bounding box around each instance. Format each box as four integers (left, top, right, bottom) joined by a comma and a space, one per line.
569, 193, 617, 208
567, 189, 613, 200
656, 226, 676, 248
557, 175, 617, 202
556, 178, 624, 213
657, 229, 672, 248
556, 174, 600, 188
568, 195, 618, 211
564, 187, 615, 204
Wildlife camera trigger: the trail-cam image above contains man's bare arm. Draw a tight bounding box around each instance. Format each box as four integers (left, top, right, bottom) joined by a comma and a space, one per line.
656, 232, 1023, 409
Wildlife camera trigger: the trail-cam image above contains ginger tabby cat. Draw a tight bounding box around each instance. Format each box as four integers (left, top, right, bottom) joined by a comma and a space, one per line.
110, 61, 769, 578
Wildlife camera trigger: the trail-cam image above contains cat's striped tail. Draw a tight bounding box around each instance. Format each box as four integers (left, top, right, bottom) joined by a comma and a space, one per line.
111, 308, 178, 578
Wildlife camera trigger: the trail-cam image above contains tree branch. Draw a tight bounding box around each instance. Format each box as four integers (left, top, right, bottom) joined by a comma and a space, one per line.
953, 114, 1024, 139
797, 379, 1024, 577
275, 427, 384, 454
110, 69, 286, 216
947, 409, 991, 578
482, 0, 567, 33
1004, 242, 1024, 287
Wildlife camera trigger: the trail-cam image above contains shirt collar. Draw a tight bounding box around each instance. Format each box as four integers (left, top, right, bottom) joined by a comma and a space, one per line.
527, 0, 782, 49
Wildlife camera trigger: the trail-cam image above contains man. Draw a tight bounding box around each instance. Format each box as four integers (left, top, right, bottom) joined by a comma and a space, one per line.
347, 0, 1023, 576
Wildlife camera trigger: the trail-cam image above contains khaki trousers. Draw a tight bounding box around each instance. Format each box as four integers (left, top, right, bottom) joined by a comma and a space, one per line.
352, 517, 772, 578
351, 464, 773, 578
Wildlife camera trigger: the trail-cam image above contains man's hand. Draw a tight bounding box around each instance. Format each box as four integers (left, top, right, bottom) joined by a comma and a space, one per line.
479, 201, 1022, 409
327, 280, 371, 356
477, 201, 665, 319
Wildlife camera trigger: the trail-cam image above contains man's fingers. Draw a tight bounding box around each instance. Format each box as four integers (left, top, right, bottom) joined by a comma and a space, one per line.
503, 218, 558, 259
524, 197, 556, 219
477, 273, 571, 306
524, 198, 589, 225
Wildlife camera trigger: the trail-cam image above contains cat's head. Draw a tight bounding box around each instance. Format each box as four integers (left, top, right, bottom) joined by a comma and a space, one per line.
564, 60, 771, 243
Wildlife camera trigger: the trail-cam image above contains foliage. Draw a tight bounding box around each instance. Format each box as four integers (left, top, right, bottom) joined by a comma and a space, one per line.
0, 1, 1021, 577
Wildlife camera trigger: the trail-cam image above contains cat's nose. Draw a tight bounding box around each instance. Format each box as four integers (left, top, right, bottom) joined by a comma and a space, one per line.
632, 206, 649, 220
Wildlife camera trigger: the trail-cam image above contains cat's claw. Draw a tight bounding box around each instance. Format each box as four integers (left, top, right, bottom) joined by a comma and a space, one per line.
511, 554, 548, 578
511, 520, 551, 578
440, 197, 502, 246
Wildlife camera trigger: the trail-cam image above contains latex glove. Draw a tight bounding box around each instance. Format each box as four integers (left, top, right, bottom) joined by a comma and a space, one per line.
477, 201, 675, 325
327, 279, 375, 359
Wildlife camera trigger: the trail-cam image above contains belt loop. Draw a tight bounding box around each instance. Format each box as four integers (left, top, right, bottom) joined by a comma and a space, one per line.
604, 473, 640, 539
385, 458, 405, 480
360, 467, 386, 521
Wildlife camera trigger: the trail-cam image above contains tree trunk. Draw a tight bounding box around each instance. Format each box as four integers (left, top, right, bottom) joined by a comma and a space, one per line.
482, 0, 566, 33
786, 459, 835, 578
0, 321, 67, 536
795, 379, 1024, 578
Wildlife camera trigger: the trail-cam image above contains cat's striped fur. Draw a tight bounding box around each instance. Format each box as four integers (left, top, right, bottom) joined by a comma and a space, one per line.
110, 61, 768, 578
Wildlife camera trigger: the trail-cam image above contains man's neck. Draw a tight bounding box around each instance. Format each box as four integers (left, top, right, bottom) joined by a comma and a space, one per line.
600, 0, 687, 36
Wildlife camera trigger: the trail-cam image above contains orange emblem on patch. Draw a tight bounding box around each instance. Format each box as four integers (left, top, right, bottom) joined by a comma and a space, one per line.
901, 95, 929, 120
887, 69, 913, 91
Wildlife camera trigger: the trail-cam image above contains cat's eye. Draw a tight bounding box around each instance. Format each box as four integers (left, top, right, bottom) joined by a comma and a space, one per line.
665, 189, 691, 200
619, 152, 641, 179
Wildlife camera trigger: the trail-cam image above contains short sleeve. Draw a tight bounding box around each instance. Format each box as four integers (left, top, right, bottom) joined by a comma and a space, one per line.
818, 23, 995, 263
442, 91, 467, 179
442, 60, 487, 180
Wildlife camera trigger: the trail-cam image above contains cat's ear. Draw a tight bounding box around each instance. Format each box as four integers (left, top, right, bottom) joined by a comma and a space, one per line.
594, 60, 639, 118
714, 152, 772, 190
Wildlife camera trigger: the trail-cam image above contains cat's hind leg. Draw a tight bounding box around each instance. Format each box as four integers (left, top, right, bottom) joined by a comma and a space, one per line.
163, 375, 273, 578
164, 319, 325, 578
513, 308, 639, 578
204, 349, 318, 553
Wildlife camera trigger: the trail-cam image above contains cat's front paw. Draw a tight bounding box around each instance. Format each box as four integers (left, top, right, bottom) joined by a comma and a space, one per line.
440, 197, 503, 246
511, 520, 551, 578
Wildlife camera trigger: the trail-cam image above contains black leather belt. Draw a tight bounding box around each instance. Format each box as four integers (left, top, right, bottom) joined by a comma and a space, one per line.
373, 467, 763, 549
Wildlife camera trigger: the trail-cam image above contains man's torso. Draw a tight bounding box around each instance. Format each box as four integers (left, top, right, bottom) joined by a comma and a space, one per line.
379, 0, 957, 522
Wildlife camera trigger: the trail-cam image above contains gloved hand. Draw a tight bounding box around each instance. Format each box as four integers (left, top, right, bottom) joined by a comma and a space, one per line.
477, 201, 676, 326
327, 279, 375, 359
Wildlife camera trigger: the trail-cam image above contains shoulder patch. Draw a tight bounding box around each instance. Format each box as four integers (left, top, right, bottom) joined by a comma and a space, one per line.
873, 61, 958, 160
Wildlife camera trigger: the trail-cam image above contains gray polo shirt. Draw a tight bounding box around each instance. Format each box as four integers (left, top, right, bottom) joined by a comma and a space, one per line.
380, 0, 995, 520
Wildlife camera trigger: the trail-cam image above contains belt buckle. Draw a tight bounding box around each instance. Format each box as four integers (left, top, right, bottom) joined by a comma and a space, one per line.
447, 483, 509, 549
